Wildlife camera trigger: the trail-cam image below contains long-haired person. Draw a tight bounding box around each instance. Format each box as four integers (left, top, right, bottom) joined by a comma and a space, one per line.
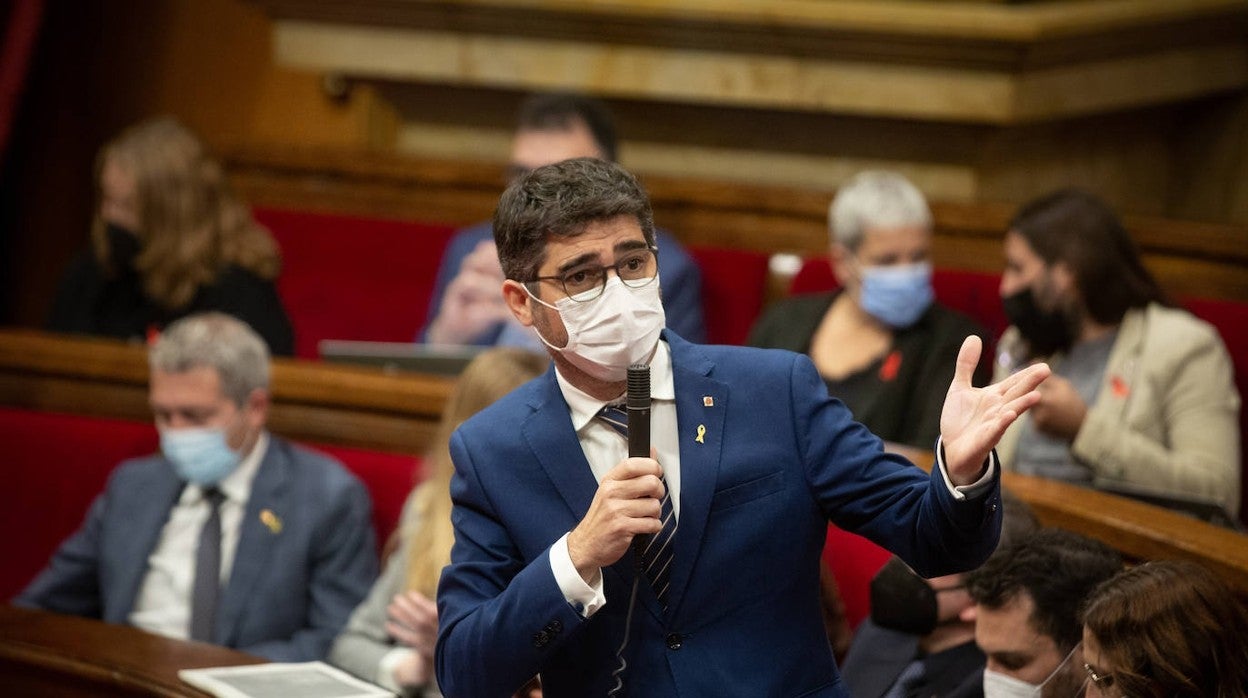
1082, 559, 1248, 698
995, 189, 1240, 522
330, 347, 548, 696
49, 117, 295, 355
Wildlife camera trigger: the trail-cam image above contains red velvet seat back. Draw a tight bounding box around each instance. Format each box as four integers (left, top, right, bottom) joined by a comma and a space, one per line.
822, 525, 891, 631
255, 208, 459, 359
687, 246, 772, 345
1184, 297, 1248, 524
1, 406, 425, 601
1, 409, 158, 601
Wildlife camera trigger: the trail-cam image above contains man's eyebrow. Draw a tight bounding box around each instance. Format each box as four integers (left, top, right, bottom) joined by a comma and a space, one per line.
555, 252, 602, 275
614, 239, 648, 254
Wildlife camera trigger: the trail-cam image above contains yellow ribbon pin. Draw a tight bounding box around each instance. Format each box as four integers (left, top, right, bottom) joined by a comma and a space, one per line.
695, 424, 706, 443
260, 509, 283, 534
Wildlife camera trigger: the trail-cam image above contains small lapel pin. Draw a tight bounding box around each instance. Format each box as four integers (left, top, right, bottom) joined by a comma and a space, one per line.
695, 424, 706, 443
260, 509, 283, 534
703, 396, 714, 407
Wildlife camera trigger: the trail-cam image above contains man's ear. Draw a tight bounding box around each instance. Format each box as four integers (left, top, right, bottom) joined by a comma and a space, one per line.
244, 388, 269, 430
502, 279, 534, 327
960, 603, 978, 624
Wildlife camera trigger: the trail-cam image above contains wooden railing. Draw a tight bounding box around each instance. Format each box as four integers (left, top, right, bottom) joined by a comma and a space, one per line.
222, 144, 1248, 302
0, 329, 453, 456
4, 329, 1246, 598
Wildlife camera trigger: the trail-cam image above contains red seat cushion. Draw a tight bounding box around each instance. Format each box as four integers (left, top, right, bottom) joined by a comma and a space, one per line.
255, 208, 459, 359
687, 246, 771, 345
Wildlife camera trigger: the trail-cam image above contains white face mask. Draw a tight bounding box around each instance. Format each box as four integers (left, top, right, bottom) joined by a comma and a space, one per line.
982, 645, 1078, 698
526, 274, 665, 382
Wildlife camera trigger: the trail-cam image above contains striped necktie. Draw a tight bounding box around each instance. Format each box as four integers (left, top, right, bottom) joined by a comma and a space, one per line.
596, 404, 677, 610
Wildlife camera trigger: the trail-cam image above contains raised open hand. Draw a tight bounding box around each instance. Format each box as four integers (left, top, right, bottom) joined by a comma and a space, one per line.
940, 336, 1051, 484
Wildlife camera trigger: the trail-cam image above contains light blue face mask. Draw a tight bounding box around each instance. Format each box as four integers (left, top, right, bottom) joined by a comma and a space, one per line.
858, 261, 934, 328
160, 427, 242, 486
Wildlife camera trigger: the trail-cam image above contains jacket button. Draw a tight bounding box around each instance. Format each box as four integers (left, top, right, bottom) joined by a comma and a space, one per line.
547, 619, 563, 634
532, 630, 550, 648
666, 633, 682, 650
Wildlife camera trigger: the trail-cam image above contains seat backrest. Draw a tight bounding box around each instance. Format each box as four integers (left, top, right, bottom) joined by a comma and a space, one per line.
1183, 297, 1248, 525
1, 408, 158, 601
255, 208, 459, 358
1, 406, 422, 601
687, 246, 772, 345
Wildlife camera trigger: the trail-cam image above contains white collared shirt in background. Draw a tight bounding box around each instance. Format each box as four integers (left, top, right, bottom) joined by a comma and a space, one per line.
129, 431, 269, 640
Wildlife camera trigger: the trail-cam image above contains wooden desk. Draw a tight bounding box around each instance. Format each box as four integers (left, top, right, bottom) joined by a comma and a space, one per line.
0, 605, 263, 697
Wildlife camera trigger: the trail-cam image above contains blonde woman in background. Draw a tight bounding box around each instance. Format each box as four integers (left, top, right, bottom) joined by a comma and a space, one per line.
331, 347, 548, 697
48, 116, 294, 355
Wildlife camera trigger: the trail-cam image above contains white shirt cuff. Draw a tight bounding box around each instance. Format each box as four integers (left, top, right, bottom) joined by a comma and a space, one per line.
377, 646, 418, 693
935, 437, 997, 501
549, 532, 606, 618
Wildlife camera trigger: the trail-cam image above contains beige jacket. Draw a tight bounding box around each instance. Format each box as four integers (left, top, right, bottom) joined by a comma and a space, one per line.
995, 303, 1241, 518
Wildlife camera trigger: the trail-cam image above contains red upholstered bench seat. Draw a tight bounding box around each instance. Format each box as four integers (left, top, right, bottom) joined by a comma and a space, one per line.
1, 407, 422, 601
255, 208, 459, 359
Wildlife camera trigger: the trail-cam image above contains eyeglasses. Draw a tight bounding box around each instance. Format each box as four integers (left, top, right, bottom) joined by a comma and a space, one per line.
1083, 662, 1114, 690
529, 246, 659, 302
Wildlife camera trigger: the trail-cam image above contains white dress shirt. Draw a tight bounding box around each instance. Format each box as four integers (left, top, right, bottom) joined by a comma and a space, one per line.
129, 432, 268, 639
547, 343, 994, 618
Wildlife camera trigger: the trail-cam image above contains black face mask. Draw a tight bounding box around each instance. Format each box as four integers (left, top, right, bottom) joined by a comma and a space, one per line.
1002, 285, 1072, 357
105, 222, 141, 271
870, 557, 939, 636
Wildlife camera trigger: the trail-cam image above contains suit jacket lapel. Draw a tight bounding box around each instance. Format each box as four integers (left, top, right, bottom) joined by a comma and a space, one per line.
527, 369, 599, 521
664, 335, 727, 620
112, 465, 184, 622
215, 438, 289, 645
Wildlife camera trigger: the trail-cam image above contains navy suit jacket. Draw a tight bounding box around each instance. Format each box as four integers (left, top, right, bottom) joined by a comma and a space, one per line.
435, 331, 1002, 697
17, 436, 377, 661
840, 619, 985, 698
419, 221, 707, 344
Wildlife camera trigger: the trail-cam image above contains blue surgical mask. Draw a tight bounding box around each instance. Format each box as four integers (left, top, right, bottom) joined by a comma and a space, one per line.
160, 427, 242, 486
858, 262, 934, 328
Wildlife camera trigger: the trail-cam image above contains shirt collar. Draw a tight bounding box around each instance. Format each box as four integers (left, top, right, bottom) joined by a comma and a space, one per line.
183, 430, 269, 505
555, 340, 675, 432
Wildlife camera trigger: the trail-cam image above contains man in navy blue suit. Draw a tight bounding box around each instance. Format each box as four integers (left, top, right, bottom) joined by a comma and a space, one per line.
419, 92, 705, 348
433, 158, 1051, 696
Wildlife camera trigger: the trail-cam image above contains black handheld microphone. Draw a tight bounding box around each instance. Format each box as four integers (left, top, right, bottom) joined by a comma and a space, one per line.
626, 364, 650, 458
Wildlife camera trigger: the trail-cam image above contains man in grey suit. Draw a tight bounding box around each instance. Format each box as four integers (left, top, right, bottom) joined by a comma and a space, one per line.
17, 312, 377, 661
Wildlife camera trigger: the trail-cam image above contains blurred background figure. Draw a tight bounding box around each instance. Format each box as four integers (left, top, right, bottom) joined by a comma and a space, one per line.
966, 528, 1123, 698
840, 488, 1040, 698
330, 347, 548, 697
420, 92, 705, 349
995, 188, 1241, 524
750, 170, 989, 453
48, 117, 295, 355
1081, 559, 1248, 698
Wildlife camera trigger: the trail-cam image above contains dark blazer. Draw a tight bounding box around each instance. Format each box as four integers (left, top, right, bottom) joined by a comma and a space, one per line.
17, 437, 377, 661
748, 291, 990, 449
840, 619, 985, 698
435, 331, 1002, 697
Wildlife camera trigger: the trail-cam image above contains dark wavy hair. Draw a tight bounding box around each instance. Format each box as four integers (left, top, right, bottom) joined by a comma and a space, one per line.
1009, 189, 1167, 325
966, 529, 1122, 653
493, 158, 655, 282
1083, 560, 1248, 698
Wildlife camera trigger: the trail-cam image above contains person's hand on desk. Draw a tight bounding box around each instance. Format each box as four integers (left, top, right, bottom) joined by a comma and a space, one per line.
385, 590, 438, 687
567, 454, 665, 584
426, 240, 511, 345
939, 336, 1051, 485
